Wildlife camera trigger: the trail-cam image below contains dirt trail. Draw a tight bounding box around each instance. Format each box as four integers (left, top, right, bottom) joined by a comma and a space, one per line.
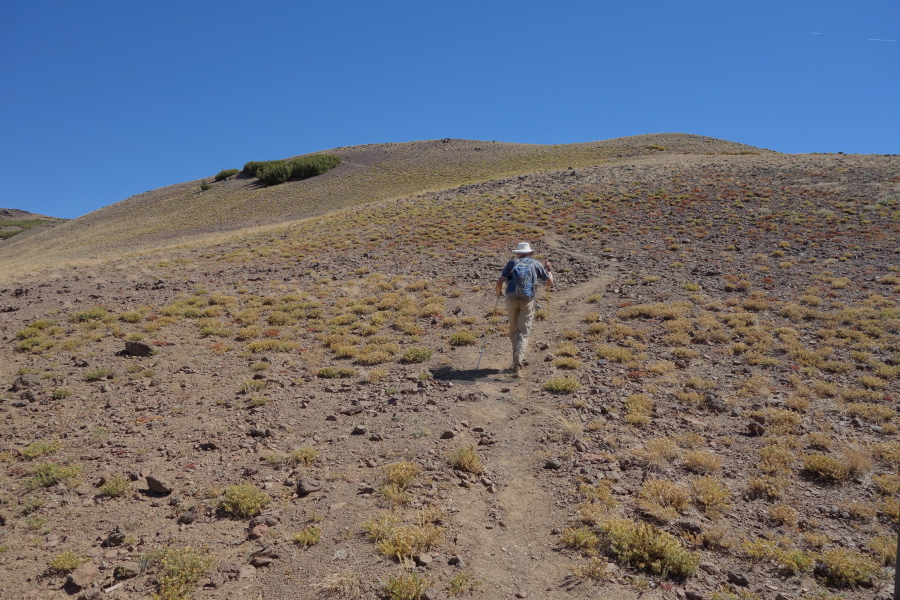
443, 262, 648, 599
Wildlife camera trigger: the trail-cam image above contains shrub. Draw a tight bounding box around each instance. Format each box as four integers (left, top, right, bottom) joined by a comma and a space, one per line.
244, 154, 340, 186
768, 503, 799, 527
545, 376, 581, 393
293, 525, 322, 547
447, 570, 482, 595
376, 524, 443, 561
219, 484, 270, 518
26, 463, 82, 490
803, 453, 849, 482
449, 446, 484, 474
400, 347, 432, 363
70, 306, 108, 322
874, 441, 900, 467
816, 548, 879, 587
49, 550, 89, 574
637, 479, 690, 522
317, 569, 364, 598
624, 394, 653, 426
146, 546, 214, 600
553, 356, 581, 369
20, 441, 60, 460
383, 461, 420, 489
100, 475, 132, 497
317, 367, 356, 379
214, 168, 239, 181
599, 517, 699, 577
448, 330, 476, 346
382, 572, 429, 600
690, 476, 731, 518
85, 367, 112, 382
682, 450, 722, 473
561, 526, 600, 552
868, 534, 897, 565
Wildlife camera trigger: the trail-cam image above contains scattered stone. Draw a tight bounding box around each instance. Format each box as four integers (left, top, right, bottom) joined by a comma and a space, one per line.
872, 585, 894, 600
10, 373, 38, 391
146, 475, 174, 494
248, 428, 271, 437
351, 425, 367, 435
297, 478, 322, 496
249, 515, 279, 528
579, 452, 607, 463
448, 555, 465, 567
413, 553, 432, 567
249, 524, 268, 539
747, 422, 766, 436
199, 442, 218, 451
250, 545, 278, 567
699, 561, 720, 575
113, 561, 141, 580
684, 589, 704, 600
77, 590, 102, 600
704, 394, 728, 413
124, 341, 153, 357
544, 458, 563, 470
673, 518, 704, 534
726, 571, 749, 586
68, 561, 99, 589
177, 506, 199, 524
238, 564, 256, 579
103, 526, 126, 547
217, 562, 242, 582
440, 430, 456, 439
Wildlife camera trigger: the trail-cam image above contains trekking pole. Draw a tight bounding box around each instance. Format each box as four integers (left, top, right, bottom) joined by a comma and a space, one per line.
544, 259, 553, 325
476, 295, 501, 370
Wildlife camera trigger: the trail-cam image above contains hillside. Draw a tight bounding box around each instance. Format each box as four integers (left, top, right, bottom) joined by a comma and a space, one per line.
0, 134, 767, 275
0, 135, 899, 600
0, 209, 66, 246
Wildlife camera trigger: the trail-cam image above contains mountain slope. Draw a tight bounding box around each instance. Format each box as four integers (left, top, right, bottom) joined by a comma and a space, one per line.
0, 134, 768, 274
1, 139, 899, 600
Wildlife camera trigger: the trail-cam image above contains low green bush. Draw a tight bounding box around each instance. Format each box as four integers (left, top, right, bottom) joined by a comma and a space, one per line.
243, 154, 340, 186
214, 168, 239, 181
219, 484, 269, 518
400, 347, 432, 363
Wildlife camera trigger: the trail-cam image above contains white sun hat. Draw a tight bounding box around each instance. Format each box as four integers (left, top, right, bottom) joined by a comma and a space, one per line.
512, 242, 534, 254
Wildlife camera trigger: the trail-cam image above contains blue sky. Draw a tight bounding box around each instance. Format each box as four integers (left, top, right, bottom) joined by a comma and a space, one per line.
2, 1, 897, 219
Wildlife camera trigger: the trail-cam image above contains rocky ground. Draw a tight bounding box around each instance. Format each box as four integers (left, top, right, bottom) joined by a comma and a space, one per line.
0, 147, 899, 600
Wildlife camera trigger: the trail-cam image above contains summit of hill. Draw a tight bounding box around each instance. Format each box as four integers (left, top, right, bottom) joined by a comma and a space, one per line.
0, 134, 769, 273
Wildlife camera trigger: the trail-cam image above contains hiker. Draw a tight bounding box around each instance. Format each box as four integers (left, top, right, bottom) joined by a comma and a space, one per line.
495, 242, 553, 375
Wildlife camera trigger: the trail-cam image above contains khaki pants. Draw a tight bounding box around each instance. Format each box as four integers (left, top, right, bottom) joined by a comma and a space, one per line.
506, 296, 535, 368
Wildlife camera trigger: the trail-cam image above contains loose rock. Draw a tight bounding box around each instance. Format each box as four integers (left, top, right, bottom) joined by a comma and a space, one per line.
146, 475, 174, 494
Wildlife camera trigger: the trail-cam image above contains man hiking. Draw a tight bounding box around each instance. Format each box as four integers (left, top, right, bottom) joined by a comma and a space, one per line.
495, 242, 554, 377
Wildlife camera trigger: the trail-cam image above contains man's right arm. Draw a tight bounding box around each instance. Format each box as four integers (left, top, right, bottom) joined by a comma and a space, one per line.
497, 261, 512, 297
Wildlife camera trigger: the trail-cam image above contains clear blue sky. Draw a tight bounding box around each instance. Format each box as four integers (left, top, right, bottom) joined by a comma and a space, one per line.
2, 1, 897, 219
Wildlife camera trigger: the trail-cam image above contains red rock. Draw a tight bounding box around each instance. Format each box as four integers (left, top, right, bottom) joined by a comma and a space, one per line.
249, 523, 268, 539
